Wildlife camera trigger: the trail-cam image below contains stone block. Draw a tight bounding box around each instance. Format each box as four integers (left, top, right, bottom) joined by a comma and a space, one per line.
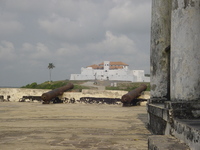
173, 119, 200, 150
148, 135, 189, 150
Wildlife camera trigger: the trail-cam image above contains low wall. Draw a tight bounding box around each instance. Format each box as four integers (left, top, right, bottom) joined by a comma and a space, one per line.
0, 88, 150, 102
0, 88, 49, 101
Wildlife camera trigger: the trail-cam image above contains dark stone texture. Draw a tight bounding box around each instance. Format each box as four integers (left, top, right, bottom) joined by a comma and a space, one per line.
169, 101, 200, 119
148, 135, 190, 150
148, 113, 167, 135
149, 98, 169, 104
173, 119, 200, 150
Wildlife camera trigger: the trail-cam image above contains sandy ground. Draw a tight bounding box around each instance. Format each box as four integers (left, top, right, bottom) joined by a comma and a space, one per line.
0, 102, 151, 150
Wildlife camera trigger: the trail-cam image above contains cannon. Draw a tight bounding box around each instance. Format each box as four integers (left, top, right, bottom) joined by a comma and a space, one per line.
121, 84, 147, 106
41, 83, 74, 104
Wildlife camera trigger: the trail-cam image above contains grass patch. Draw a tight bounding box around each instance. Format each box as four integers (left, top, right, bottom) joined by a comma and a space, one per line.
21, 80, 90, 91
106, 82, 150, 91
21, 80, 150, 91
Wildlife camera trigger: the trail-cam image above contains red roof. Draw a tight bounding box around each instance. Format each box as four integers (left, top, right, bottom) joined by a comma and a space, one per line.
110, 66, 124, 69
99, 61, 128, 66
87, 61, 128, 69
87, 64, 103, 69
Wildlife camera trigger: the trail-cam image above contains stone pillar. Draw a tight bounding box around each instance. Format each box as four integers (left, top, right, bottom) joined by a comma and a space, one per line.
171, 0, 200, 101
150, 0, 172, 101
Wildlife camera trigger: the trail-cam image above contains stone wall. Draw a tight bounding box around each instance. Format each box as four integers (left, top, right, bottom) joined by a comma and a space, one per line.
0, 88, 148, 102
171, 0, 200, 101
0, 88, 49, 101
150, 0, 171, 100
148, 0, 200, 149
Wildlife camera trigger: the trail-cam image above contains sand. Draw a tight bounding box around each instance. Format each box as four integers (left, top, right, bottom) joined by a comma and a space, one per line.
0, 102, 151, 150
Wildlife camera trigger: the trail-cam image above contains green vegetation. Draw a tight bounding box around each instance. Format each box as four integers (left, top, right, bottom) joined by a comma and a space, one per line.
21, 80, 90, 91
21, 80, 150, 91
106, 82, 150, 91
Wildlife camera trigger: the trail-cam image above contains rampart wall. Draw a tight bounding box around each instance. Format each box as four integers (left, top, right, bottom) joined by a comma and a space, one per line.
0, 88, 151, 102
0, 88, 150, 102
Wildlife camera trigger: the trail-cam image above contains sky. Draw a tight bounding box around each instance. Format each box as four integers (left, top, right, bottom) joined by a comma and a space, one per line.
0, 0, 151, 87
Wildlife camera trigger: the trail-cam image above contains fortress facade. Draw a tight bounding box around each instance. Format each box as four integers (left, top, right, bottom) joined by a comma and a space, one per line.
70, 61, 150, 82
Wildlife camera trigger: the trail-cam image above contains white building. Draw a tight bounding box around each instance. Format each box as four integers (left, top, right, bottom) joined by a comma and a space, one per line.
70, 61, 150, 82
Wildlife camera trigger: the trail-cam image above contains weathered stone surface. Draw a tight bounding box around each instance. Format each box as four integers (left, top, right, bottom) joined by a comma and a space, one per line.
150, 0, 171, 99
147, 102, 200, 149
173, 119, 200, 150
149, 0, 200, 149
171, 0, 200, 101
148, 135, 189, 150
169, 101, 200, 119
147, 103, 171, 135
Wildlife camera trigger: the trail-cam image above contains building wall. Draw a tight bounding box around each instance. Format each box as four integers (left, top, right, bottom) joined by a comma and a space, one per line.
133, 70, 146, 82
70, 61, 149, 82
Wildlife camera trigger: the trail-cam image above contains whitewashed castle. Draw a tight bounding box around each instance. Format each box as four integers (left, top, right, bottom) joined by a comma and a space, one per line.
70, 61, 150, 82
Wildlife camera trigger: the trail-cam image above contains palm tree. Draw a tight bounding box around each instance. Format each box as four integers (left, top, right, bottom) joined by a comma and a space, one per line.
48, 63, 55, 82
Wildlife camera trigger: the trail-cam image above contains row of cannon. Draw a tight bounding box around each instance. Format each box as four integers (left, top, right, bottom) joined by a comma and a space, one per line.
39, 83, 147, 106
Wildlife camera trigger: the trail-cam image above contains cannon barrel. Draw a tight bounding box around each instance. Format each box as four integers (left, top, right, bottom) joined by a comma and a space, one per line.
41, 83, 74, 103
121, 84, 147, 105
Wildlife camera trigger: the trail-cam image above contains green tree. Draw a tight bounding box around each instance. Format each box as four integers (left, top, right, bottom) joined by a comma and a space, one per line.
30, 82, 37, 88
48, 63, 55, 82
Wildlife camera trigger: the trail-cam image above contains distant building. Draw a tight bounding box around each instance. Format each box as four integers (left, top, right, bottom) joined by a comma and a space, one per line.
70, 61, 150, 82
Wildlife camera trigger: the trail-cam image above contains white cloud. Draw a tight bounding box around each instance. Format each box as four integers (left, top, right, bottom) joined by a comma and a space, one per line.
2, 0, 48, 13
0, 17, 23, 35
38, 0, 109, 44
87, 31, 137, 55
57, 43, 81, 56
0, 40, 16, 61
22, 43, 34, 52
0, 7, 24, 35
19, 42, 52, 64
38, 12, 105, 44
30, 43, 51, 59
104, 0, 151, 34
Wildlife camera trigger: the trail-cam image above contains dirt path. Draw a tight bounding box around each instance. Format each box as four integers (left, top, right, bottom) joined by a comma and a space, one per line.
0, 102, 151, 150
81, 81, 105, 90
